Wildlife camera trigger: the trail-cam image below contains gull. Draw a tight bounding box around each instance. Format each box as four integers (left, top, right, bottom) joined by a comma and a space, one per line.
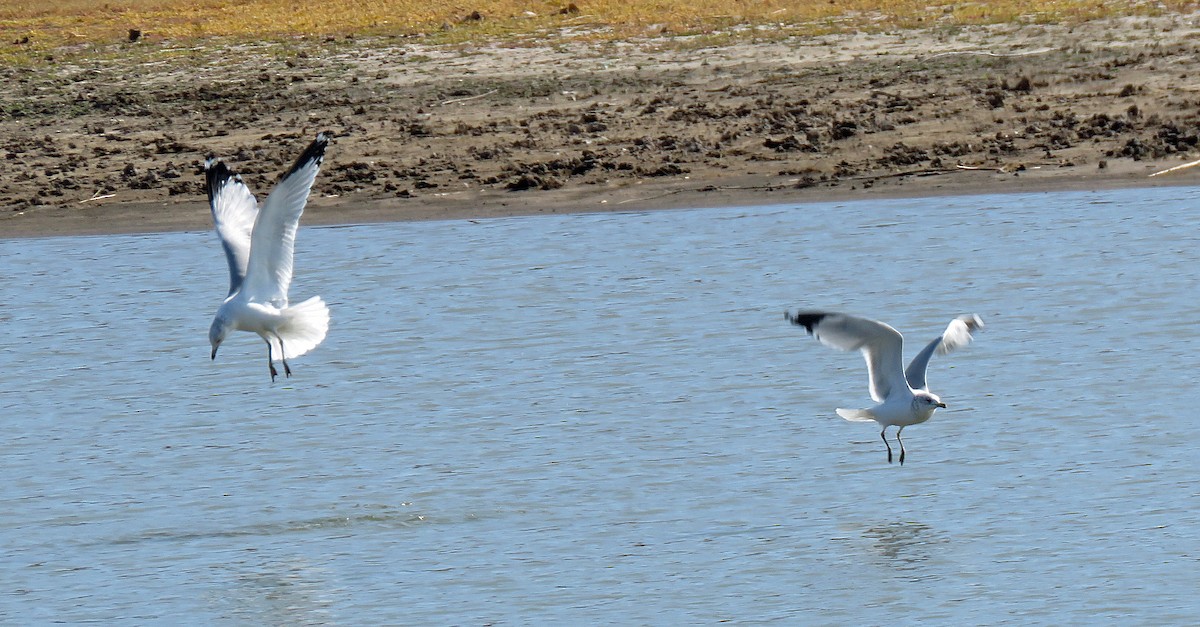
206, 133, 331, 381
784, 311, 983, 464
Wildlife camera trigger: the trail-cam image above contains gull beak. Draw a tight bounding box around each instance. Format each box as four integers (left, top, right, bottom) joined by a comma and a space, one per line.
211, 346, 219, 360
936, 402, 947, 408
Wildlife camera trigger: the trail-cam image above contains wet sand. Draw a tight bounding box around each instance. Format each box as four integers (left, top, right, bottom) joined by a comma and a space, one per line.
4, 14, 1200, 237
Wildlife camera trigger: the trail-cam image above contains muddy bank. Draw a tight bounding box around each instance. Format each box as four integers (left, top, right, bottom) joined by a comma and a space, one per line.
3, 15, 1200, 237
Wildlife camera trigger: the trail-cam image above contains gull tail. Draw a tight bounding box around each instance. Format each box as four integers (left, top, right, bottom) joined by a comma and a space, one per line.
269, 296, 330, 361
836, 408, 876, 423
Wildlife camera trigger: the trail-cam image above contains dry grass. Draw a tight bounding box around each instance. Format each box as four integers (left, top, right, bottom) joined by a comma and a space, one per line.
0, 0, 1195, 60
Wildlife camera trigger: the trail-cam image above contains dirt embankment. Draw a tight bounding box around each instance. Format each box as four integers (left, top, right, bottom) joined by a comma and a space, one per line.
4, 14, 1200, 237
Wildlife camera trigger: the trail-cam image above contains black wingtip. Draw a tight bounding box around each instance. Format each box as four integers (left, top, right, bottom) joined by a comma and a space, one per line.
282, 132, 331, 180
785, 310, 827, 335
204, 157, 238, 204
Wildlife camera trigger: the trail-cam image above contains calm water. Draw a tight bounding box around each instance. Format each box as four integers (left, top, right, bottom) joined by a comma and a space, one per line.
2, 187, 1199, 623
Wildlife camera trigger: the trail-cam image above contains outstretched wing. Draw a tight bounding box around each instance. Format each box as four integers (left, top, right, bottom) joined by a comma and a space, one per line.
786, 311, 907, 403
905, 314, 984, 391
240, 133, 329, 307
205, 158, 259, 297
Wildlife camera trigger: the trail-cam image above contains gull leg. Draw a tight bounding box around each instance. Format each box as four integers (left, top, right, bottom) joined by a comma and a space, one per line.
264, 338, 278, 382
275, 333, 292, 378
897, 427, 907, 465
881, 428, 893, 464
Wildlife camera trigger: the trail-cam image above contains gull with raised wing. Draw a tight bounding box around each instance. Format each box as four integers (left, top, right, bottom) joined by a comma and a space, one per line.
206, 133, 331, 381
784, 311, 983, 464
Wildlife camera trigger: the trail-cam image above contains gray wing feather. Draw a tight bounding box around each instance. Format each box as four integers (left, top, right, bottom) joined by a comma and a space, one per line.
904, 337, 942, 392
787, 311, 907, 403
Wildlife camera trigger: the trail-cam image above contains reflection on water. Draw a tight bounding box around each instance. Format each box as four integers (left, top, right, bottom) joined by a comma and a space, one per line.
105, 507, 431, 547
2, 187, 1200, 623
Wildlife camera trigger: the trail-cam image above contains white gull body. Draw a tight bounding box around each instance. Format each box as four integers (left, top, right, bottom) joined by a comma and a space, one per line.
206, 133, 331, 381
785, 311, 983, 464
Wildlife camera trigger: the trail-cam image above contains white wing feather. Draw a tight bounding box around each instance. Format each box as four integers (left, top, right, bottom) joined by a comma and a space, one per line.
241, 134, 328, 307
205, 160, 258, 297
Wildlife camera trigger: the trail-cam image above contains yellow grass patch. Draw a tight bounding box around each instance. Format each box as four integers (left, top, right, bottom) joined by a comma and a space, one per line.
0, 0, 1193, 56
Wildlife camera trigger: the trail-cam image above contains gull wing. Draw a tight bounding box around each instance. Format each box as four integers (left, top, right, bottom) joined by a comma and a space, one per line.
240, 133, 329, 307
786, 311, 907, 403
205, 159, 259, 297
905, 314, 984, 391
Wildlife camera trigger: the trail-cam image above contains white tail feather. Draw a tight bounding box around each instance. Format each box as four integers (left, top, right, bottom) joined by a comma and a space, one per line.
836, 408, 876, 423
268, 296, 329, 361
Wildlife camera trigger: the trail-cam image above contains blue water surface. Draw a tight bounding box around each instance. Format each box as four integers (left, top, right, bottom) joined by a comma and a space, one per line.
2, 186, 1198, 623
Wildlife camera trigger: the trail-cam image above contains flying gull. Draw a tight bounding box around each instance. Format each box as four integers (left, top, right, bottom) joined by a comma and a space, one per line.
785, 311, 983, 464
206, 133, 331, 381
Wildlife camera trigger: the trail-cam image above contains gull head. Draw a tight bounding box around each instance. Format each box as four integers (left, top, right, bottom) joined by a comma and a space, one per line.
209, 316, 232, 360
913, 393, 947, 414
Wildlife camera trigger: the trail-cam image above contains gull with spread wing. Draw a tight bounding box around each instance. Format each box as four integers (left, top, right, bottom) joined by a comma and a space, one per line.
785, 311, 983, 464
206, 133, 331, 381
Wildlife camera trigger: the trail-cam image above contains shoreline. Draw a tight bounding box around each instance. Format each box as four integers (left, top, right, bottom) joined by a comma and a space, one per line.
5, 164, 1196, 239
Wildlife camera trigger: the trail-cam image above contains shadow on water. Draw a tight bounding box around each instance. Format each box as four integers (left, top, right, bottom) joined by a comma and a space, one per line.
102, 505, 445, 547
